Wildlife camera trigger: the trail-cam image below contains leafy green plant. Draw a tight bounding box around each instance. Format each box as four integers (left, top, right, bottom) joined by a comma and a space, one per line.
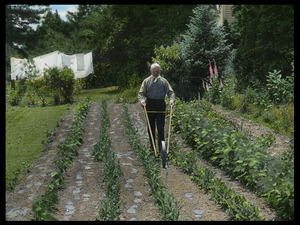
6, 84, 23, 106
172, 99, 294, 220
32, 97, 91, 221
122, 103, 180, 221
44, 67, 76, 104
266, 70, 294, 104
169, 140, 263, 221
93, 102, 122, 221
25, 77, 50, 106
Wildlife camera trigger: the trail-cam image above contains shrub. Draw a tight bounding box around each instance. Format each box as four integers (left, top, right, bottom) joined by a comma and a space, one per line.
266, 70, 294, 104
232, 93, 243, 109
6, 84, 22, 106
25, 77, 50, 106
44, 67, 75, 104
270, 103, 294, 136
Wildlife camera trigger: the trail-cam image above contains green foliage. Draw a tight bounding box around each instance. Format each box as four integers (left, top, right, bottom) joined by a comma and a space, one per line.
82, 62, 110, 88
25, 77, 50, 106
93, 102, 122, 221
231, 5, 294, 89
203, 76, 223, 104
172, 99, 294, 220
266, 69, 294, 104
6, 84, 22, 106
169, 141, 263, 221
44, 67, 76, 104
151, 44, 181, 72
151, 5, 232, 100
32, 98, 91, 221
208, 67, 294, 137
29, 10, 75, 56
6, 5, 49, 58
123, 103, 180, 221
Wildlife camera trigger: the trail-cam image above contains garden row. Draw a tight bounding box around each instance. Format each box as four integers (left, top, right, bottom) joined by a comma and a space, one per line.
123, 103, 265, 221
123, 103, 180, 220
32, 97, 92, 221
92, 102, 123, 221
169, 140, 263, 221
172, 99, 294, 220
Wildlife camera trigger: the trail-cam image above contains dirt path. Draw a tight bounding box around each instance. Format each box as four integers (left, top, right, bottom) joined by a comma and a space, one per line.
6, 101, 286, 221
6, 109, 74, 221
129, 103, 228, 221
211, 105, 292, 157
108, 103, 161, 220
54, 102, 105, 220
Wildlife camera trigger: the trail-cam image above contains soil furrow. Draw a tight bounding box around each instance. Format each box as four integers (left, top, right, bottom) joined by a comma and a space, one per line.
129, 103, 228, 221
54, 102, 105, 221
6, 109, 74, 221
108, 103, 161, 221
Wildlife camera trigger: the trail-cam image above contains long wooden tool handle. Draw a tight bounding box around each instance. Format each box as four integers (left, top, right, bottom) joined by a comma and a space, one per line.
144, 106, 158, 157
167, 105, 173, 154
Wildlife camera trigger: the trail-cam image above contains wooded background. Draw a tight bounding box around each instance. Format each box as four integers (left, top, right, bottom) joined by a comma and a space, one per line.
6, 5, 294, 100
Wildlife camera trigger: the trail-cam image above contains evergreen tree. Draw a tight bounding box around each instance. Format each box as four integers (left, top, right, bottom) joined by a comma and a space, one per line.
31, 10, 75, 56
175, 5, 232, 99
6, 5, 49, 57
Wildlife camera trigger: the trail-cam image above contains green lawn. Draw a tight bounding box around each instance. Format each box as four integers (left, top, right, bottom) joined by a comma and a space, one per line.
6, 105, 70, 189
6, 86, 139, 190
74, 86, 139, 103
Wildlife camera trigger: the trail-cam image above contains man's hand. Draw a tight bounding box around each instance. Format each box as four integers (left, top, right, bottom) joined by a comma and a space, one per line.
141, 102, 146, 107
169, 102, 174, 108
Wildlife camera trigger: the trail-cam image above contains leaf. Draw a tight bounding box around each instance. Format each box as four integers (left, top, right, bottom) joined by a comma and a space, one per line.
248, 160, 258, 168
51, 171, 58, 178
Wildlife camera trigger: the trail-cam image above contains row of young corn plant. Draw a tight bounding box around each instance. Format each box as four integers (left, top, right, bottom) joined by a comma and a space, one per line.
32, 97, 92, 221
168, 139, 263, 221
92, 102, 123, 221
122, 103, 180, 221
172, 99, 294, 220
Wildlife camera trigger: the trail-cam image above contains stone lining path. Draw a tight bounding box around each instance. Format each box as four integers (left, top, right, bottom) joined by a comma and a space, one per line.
6, 110, 74, 221
54, 102, 105, 220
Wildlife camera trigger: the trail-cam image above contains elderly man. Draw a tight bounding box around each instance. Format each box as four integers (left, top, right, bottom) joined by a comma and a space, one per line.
138, 62, 175, 153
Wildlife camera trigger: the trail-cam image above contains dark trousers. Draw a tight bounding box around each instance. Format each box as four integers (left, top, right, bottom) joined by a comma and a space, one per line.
146, 99, 166, 152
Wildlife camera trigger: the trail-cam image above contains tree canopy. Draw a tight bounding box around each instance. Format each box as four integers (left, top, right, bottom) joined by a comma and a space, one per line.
231, 5, 294, 89
6, 4, 294, 100
6, 5, 50, 57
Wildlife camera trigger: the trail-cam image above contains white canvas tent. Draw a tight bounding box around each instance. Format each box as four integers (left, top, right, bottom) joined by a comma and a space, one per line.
10, 51, 93, 80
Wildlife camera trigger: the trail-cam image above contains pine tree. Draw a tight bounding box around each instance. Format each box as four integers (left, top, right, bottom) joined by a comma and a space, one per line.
6, 5, 49, 57
176, 5, 232, 99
